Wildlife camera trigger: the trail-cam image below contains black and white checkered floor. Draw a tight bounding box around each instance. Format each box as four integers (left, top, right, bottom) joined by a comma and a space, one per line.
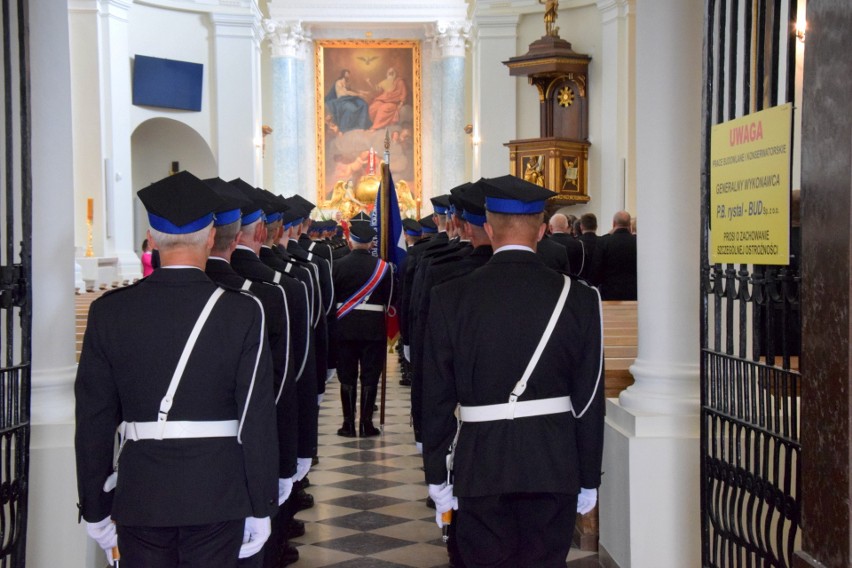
290, 364, 605, 567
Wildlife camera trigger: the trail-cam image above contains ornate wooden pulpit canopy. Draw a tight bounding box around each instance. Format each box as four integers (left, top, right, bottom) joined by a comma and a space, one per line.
503, 29, 591, 207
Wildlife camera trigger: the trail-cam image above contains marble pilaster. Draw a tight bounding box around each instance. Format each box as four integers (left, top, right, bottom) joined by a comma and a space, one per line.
434, 20, 471, 194
264, 20, 311, 196
599, 0, 703, 566
211, 9, 264, 183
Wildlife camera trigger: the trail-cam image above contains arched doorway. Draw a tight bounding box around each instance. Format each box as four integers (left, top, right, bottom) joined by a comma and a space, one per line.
130, 118, 217, 253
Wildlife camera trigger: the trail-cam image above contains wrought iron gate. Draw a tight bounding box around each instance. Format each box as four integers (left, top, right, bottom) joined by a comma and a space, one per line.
0, 0, 30, 566
700, 0, 801, 566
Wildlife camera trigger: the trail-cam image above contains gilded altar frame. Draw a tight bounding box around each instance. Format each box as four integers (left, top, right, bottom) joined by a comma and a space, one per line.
315, 40, 421, 217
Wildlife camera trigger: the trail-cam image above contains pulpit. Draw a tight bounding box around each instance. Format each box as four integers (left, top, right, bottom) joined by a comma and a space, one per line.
503, 35, 591, 208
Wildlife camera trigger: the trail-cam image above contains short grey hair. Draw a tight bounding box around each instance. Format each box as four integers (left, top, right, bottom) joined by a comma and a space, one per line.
212, 220, 241, 251
149, 222, 213, 250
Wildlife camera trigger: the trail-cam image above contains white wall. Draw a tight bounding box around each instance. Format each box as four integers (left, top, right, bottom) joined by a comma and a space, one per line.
128, 5, 214, 146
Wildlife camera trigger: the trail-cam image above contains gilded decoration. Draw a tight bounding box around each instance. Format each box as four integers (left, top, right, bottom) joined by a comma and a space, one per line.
315, 39, 421, 218
557, 85, 574, 107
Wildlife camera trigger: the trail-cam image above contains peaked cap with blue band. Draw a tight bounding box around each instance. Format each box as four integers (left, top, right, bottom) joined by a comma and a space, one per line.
349, 222, 376, 243
138, 171, 224, 234
418, 215, 437, 233
203, 177, 253, 227
430, 194, 451, 215
228, 178, 267, 225
402, 218, 422, 236
458, 178, 488, 227
482, 175, 556, 214
349, 211, 371, 224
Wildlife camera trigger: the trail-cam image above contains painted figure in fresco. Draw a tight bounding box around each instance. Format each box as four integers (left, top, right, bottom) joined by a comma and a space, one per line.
367, 67, 408, 131
325, 69, 372, 133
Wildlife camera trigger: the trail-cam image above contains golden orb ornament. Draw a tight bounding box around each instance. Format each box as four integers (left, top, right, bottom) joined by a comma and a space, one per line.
354, 174, 381, 203
557, 85, 574, 107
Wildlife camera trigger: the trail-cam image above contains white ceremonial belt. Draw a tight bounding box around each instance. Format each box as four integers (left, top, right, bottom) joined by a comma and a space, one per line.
119, 420, 239, 441
458, 396, 573, 422
335, 302, 384, 312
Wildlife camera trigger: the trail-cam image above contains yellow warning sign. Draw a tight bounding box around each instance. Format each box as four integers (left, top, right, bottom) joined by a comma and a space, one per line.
710, 103, 791, 264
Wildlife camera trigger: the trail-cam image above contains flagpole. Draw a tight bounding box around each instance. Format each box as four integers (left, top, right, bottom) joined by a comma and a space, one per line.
379, 130, 391, 429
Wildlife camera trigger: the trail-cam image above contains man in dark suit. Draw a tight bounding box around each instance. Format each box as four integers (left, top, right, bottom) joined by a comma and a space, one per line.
422, 175, 605, 568
203, 177, 302, 568
228, 188, 316, 566
549, 212, 585, 276
577, 213, 598, 281
332, 223, 392, 437
590, 210, 637, 300
75, 172, 279, 567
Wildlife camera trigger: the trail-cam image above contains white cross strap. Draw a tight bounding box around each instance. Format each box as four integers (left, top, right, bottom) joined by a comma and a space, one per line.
335, 302, 384, 312
156, 288, 225, 439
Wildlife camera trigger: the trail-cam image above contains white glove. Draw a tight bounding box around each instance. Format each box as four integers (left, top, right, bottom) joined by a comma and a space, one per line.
403, 345, 411, 362
294, 457, 311, 482
577, 487, 597, 515
238, 516, 271, 559
428, 483, 458, 528
415, 441, 423, 454
317, 393, 324, 405
85, 516, 117, 566
326, 369, 336, 382
278, 477, 294, 506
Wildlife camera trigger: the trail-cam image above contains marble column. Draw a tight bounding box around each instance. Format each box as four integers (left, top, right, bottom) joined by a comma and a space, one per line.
471, 14, 519, 179
435, 20, 471, 193
28, 4, 92, 566
211, 9, 264, 184
599, 1, 703, 566
596, 0, 635, 216
97, 0, 140, 282
264, 20, 310, 196
427, 36, 443, 202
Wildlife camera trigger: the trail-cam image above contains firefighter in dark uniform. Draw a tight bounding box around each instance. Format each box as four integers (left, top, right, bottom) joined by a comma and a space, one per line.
202, 177, 301, 568
227, 187, 314, 567
332, 222, 392, 437
397, 218, 423, 386
75, 171, 279, 567
422, 175, 605, 568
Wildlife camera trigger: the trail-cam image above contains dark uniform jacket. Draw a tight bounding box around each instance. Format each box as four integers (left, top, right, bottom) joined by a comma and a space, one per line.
577, 232, 598, 280
230, 247, 318, 461
551, 233, 585, 277
333, 249, 392, 342
536, 234, 571, 273
422, 250, 604, 497
590, 228, 637, 300
206, 257, 297, 479
75, 268, 278, 526
401, 232, 448, 346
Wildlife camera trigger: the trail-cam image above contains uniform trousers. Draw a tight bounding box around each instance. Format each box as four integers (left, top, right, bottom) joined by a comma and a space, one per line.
337, 340, 385, 387
117, 519, 244, 568
456, 492, 578, 568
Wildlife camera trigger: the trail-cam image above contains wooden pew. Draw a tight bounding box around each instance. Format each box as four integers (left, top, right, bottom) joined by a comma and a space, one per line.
574, 300, 637, 551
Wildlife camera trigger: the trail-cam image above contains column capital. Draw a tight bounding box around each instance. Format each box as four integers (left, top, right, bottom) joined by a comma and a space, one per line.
263, 19, 312, 59
431, 20, 473, 58
597, 0, 634, 24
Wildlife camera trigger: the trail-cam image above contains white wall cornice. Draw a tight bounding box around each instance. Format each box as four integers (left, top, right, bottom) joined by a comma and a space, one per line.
473, 0, 596, 17
268, 0, 469, 24
68, 0, 98, 13
134, 0, 260, 16
597, 0, 633, 23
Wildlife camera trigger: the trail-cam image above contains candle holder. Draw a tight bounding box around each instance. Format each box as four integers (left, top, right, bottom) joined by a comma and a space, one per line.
85, 218, 94, 257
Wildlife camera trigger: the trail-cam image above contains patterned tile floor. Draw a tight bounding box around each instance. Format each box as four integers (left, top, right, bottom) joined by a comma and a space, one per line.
290, 363, 605, 567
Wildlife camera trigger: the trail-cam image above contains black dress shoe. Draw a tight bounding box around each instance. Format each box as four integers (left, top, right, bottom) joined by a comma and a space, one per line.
293, 488, 314, 511
301, 476, 310, 488
399, 377, 412, 386
359, 420, 381, 437
285, 518, 305, 539
311, 455, 319, 466
337, 421, 356, 437
426, 495, 436, 509
279, 544, 299, 567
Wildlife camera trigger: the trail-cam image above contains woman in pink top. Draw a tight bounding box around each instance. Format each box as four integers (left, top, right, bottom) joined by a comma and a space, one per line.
140, 239, 154, 277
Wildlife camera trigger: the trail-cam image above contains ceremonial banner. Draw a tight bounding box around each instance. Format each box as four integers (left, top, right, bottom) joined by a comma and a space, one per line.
372, 163, 406, 342
710, 103, 792, 264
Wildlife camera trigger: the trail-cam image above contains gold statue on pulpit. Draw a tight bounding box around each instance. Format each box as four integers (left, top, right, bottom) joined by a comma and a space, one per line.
539, 0, 559, 37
